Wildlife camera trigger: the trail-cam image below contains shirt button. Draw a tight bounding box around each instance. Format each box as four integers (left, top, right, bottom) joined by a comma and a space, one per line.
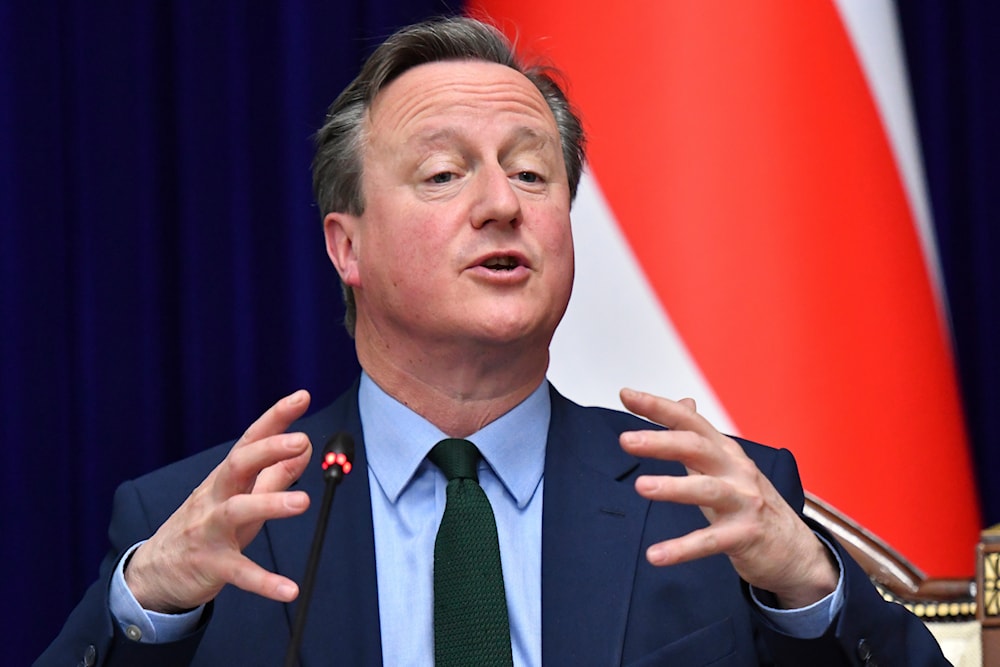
125, 624, 143, 642
82, 644, 97, 666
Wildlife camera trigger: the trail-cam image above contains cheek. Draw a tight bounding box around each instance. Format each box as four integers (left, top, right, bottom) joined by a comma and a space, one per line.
359, 199, 427, 261
362, 220, 451, 291
536, 213, 575, 298
537, 210, 574, 261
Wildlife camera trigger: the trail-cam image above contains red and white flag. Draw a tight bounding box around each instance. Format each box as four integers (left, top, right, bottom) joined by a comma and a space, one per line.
469, 0, 981, 576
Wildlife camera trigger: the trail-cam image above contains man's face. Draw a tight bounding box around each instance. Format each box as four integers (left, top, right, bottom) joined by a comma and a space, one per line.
329, 60, 574, 354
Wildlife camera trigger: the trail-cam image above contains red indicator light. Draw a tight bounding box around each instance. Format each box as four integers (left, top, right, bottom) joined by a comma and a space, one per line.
321, 449, 352, 474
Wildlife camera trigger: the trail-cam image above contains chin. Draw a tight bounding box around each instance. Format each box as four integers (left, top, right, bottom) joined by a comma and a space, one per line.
449, 294, 568, 346
475, 313, 560, 348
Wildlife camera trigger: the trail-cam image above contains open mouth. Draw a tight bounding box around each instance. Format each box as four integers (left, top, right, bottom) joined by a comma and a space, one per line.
482, 256, 521, 271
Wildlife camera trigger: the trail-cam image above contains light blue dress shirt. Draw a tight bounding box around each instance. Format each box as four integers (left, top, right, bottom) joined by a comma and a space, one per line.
110, 372, 844, 660
361, 373, 547, 667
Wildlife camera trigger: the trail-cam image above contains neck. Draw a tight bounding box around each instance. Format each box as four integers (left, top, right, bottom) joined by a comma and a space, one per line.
355, 325, 548, 438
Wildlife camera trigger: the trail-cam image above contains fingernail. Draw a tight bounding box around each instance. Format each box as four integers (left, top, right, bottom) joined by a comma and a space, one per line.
277, 583, 297, 600
288, 390, 306, 405
636, 476, 658, 493
647, 545, 667, 564
285, 492, 308, 510
620, 432, 638, 446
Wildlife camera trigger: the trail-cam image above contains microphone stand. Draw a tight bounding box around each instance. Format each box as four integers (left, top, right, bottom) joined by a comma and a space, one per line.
283, 433, 354, 667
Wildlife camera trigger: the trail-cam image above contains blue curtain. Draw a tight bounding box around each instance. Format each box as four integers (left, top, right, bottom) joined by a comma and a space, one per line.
896, 1, 1000, 534
0, 2, 456, 662
2, 2, 997, 664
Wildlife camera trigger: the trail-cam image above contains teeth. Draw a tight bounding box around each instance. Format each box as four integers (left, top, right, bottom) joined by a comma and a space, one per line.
485, 256, 518, 270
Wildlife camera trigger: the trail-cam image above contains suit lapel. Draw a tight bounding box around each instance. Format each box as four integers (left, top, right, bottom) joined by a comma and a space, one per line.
264, 387, 384, 666
261, 384, 655, 665
541, 389, 649, 665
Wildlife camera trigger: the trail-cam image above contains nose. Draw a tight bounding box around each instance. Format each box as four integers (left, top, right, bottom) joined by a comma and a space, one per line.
470, 165, 521, 230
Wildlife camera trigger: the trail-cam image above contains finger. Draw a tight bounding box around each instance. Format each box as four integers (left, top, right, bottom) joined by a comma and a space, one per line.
216, 490, 311, 531
645, 523, 745, 567
214, 432, 311, 498
218, 551, 301, 603
254, 436, 314, 494
634, 474, 742, 513
620, 388, 711, 435
236, 390, 311, 448
620, 429, 729, 476
228, 490, 311, 549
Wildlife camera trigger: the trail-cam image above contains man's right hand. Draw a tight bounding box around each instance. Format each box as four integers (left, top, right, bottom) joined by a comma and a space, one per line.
123, 390, 314, 613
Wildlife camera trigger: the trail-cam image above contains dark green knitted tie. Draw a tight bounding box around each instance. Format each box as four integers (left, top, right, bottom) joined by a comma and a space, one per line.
429, 438, 513, 667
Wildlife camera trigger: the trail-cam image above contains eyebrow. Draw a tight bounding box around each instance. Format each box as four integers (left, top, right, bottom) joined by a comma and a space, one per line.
500, 128, 560, 166
409, 128, 461, 151
408, 126, 558, 154
506, 127, 556, 151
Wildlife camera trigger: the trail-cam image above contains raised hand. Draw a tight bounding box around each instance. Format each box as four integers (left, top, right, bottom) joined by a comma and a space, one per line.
124, 390, 314, 613
619, 388, 838, 608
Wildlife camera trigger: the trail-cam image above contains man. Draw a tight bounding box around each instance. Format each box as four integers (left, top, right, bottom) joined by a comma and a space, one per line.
39, 16, 947, 666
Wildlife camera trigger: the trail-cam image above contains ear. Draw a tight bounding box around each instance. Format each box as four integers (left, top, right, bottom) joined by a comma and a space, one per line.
324, 211, 362, 288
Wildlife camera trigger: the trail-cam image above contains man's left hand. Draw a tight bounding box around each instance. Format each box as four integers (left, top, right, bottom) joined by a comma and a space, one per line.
619, 388, 838, 609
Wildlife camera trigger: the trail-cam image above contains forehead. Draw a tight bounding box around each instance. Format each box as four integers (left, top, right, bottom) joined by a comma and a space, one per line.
366, 60, 558, 142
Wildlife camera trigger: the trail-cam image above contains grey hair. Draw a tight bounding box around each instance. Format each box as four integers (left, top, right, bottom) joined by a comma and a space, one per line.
312, 16, 586, 336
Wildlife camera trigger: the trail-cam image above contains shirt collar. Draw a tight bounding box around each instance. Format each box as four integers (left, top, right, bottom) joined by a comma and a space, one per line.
359, 372, 549, 509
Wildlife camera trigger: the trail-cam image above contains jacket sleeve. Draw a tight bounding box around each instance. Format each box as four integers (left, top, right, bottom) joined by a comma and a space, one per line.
748, 445, 951, 666
33, 480, 208, 667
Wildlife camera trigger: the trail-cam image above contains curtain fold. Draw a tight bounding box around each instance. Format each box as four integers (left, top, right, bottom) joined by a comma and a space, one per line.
896, 0, 1000, 530
1, 3, 453, 662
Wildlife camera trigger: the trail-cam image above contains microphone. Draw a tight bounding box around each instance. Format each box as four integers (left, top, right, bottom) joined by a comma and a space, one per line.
320, 432, 354, 483
283, 432, 355, 667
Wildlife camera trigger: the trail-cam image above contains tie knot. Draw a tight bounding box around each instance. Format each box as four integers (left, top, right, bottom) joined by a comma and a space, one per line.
429, 438, 481, 482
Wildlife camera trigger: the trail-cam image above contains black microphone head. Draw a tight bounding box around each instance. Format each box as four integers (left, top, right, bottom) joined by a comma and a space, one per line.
320, 432, 355, 482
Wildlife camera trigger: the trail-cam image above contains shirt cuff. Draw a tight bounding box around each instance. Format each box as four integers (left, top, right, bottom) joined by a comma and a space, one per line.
109, 541, 204, 643
749, 532, 845, 639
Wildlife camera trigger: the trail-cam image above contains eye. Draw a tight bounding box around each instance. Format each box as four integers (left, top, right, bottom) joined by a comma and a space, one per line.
517, 171, 540, 183
430, 172, 454, 184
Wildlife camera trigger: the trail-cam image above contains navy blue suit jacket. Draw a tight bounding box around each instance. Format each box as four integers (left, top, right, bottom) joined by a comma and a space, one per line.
38, 384, 948, 666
